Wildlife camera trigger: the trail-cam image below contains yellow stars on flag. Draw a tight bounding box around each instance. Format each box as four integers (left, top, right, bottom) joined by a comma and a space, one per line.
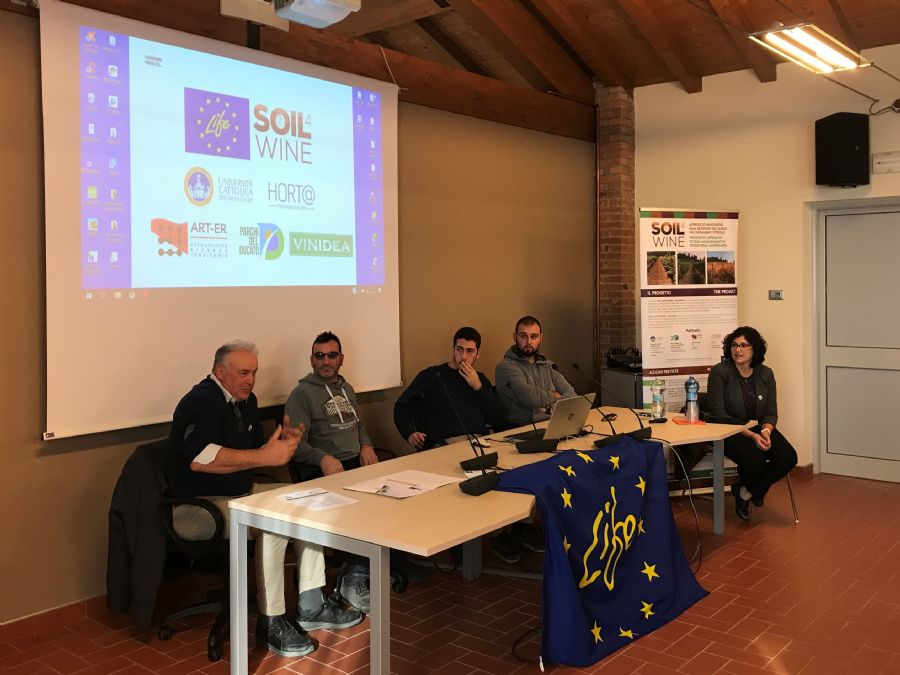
561, 488, 573, 508
640, 601, 655, 619
563, 536, 571, 553
609, 456, 620, 470
591, 622, 603, 643
575, 451, 594, 463
559, 465, 577, 478
618, 627, 635, 640
641, 562, 660, 582
638, 519, 645, 535
635, 475, 646, 494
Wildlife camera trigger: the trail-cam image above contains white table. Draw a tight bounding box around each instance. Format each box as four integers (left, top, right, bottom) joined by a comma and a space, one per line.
228, 408, 750, 674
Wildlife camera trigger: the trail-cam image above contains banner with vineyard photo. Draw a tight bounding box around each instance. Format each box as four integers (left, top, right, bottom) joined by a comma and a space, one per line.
637, 208, 739, 412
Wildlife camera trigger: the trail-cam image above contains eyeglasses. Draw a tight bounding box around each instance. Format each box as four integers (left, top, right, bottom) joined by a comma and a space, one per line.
312, 351, 342, 360
730, 342, 752, 350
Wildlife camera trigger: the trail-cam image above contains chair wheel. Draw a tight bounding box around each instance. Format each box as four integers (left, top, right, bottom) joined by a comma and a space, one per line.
158, 625, 173, 641
208, 645, 222, 661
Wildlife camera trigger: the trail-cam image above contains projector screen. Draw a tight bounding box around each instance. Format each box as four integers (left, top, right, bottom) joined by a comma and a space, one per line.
40, 0, 400, 439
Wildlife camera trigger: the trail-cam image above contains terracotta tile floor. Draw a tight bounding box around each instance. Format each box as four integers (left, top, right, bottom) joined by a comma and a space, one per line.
3, 472, 900, 674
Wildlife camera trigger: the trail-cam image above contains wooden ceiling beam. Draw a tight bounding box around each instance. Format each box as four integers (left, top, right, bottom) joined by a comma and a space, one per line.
706, 0, 776, 83
414, 16, 488, 76
530, 0, 631, 89
448, 0, 595, 101
613, 0, 703, 93
806, 0, 858, 49
326, 0, 451, 38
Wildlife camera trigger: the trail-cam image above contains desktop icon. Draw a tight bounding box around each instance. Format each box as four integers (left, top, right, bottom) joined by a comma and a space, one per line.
109, 251, 118, 263
86, 186, 98, 200
108, 35, 116, 47
108, 95, 118, 109
107, 64, 118, 78
87, 92, 96, 104
87, 250, 98, 263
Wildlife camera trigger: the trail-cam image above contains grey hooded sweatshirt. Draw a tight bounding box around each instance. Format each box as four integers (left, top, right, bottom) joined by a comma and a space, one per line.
285, 372, 372, 467
495, 347, 576, 426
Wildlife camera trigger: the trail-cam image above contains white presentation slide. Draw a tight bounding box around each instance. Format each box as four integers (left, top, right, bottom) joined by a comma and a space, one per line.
41, 0, 400, 438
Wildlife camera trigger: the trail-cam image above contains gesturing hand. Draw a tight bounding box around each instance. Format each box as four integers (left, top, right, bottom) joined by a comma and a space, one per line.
262, 424, 300, 466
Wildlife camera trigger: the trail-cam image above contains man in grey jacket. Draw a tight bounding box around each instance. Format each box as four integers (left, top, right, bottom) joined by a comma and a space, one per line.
285, 331, 377, 612
495, 315, 576, 427
285, 331, 378, 478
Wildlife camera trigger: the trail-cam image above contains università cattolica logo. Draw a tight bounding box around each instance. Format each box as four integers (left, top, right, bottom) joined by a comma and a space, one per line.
184, 167, 213, 206
184, 88, 250, 160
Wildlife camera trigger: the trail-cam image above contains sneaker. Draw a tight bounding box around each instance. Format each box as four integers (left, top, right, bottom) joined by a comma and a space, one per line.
489, 532, 523, 564
255, 615, 314, 657
512, 522, 545, 553
339, 573, 371, 614
297, 597, 363, 631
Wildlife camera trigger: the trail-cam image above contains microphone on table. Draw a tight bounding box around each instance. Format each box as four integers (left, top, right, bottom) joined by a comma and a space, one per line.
436, 371, 499, 496
570, 362, 653, 447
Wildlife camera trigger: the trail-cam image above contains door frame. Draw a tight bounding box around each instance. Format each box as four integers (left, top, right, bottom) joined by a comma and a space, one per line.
810, 195, 900, 476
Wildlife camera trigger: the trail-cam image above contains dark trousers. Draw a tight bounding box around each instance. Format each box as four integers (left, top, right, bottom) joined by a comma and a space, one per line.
724, 426, 798, 500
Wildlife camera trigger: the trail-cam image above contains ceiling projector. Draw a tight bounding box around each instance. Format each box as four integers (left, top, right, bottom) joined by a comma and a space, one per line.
274, 0, 361, 28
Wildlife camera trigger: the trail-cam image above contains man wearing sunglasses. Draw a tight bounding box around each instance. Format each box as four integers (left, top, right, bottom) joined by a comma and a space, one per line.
285, 331, 378, 479
285, 331, 378, 613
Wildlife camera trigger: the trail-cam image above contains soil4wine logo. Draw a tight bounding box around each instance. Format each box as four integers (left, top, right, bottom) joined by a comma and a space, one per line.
253, 103, 312, 164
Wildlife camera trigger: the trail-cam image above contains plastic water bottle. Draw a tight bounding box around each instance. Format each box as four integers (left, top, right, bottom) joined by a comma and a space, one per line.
684, 376, 700, 423
650, 378, 666, 420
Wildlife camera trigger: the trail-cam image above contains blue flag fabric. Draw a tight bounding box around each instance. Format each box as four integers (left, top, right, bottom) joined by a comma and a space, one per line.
496, 437, 708, 667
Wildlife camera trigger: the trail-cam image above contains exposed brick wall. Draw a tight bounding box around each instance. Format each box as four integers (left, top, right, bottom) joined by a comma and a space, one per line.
595, 85, 637, 367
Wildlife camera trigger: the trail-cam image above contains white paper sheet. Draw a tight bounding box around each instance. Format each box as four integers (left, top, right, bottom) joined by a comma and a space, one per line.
279, 487, 357, 511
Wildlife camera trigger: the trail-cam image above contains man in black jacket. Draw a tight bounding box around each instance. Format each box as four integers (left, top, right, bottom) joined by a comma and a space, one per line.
394, 326, 508, 450
167, 340, 361, 658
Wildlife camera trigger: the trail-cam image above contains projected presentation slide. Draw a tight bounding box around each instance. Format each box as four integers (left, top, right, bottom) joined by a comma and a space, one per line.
79, 25, 385, 291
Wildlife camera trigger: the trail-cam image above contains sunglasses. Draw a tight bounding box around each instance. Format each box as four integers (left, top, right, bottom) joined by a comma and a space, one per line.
312, 351, 342, 360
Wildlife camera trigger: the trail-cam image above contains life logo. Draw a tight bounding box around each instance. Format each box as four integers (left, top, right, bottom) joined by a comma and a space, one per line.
259, 224, 284, 260
184, 167, 213, 206
184, 88, 250, 160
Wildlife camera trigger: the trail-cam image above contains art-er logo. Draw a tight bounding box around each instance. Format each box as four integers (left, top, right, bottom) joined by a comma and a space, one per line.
151, 218, 188, 256
184, 167, 213, 206
184, 88, 250, 160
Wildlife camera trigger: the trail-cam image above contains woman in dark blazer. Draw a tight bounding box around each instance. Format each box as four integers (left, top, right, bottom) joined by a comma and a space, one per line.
707, 326, 798, 520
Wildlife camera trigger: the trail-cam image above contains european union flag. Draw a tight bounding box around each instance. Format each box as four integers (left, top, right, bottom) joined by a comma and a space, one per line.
496, 437, 707, 666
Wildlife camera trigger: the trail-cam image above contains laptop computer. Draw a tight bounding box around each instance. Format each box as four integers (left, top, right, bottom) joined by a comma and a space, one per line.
504, 393, 595, 442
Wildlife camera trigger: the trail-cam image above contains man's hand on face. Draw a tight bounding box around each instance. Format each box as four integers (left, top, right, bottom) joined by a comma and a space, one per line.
458, 361, 482, 391
320, 454, 344, 476
359, 445, 379, 466
407, 432, 426, 450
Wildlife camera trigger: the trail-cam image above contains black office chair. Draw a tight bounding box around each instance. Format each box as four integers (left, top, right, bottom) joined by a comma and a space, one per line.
156, 492, 230, 661
107, 438, 231, 661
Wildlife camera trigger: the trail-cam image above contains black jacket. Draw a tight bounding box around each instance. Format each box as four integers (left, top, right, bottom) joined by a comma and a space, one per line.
706, 360, 778, 428
106, 439, 169, 633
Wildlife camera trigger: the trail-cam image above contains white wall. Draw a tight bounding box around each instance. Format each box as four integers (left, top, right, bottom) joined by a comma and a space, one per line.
635, 43, 900, 467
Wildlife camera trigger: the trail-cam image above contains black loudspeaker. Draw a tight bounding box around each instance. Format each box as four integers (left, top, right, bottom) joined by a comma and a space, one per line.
815, 112, 869, 187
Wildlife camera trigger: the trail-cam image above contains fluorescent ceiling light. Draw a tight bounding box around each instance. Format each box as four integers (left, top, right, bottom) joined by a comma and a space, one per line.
749, 23, 870, 75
